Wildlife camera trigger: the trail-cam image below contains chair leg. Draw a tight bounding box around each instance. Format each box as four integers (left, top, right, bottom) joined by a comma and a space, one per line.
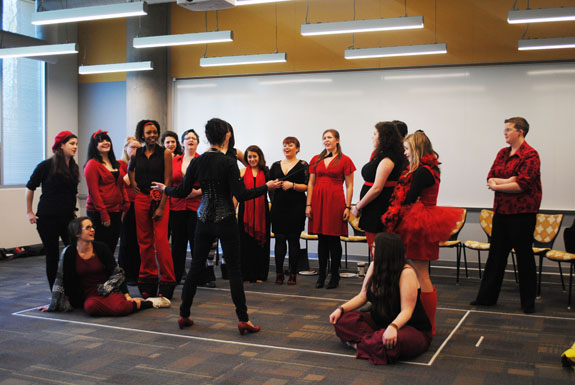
537, 254, 543, 298
559, 262, 566, 292
463, 246, 469, 278
568, 262, 573, 310
511, 252, 518, 284
477, 250, 482, 279
456, 245, 461, 284
344, 241, 348, 269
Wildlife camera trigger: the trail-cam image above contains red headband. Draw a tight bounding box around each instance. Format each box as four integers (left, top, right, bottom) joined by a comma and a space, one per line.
143, 122, 156, 128
92, 129, 108, 139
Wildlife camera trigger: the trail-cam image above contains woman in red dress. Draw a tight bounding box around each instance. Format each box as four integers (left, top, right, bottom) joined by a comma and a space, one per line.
382, 131, 462, 335
306, 129, 355, 289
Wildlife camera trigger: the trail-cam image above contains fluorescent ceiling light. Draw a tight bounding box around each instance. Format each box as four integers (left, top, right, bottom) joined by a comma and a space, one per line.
0, 43, 78, 59
237, 0, 292, 5
134, 30, 233, 48
301, 16, 423, 36
508, 7, 575, 24
260, 78, 333, 85
527, 69, 575, 75
345, 43, 447, 59
518, 37, 575, 50
31, 2, 147, 25
383, 72, 469, 80
79, 61, 153, 75
200, 53, 286, 67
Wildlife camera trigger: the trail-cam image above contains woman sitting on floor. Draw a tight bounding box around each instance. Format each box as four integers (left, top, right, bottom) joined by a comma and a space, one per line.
42, 217, 169, 316
329, 232, 432, 365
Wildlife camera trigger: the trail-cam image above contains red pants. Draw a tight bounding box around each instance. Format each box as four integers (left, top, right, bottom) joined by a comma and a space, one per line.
334, 311, 431, 365
134, 193, 175, 284
84, 293, 135, 316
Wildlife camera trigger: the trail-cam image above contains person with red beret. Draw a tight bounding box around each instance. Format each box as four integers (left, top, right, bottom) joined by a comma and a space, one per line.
26, 130, 79, 290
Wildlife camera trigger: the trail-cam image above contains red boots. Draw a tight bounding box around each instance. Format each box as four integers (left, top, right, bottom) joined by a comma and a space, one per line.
420, 287, 437, 336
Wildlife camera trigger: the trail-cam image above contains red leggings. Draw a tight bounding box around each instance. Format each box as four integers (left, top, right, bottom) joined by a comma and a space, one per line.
334, 311, 431, 365
84, 293, 135, 316
365, 232, 377, 260
134, 193, 175, 284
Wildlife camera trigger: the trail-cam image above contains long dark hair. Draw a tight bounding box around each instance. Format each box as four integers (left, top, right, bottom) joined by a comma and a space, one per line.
161, 131, 183, 155
374, 121, 406, 165
50, 134, 79, 183
245, 145, 268, 173
86, 131, 120, 169
205, 118, 231, 146
370, 233, 406, 322
314, 129, 342, 166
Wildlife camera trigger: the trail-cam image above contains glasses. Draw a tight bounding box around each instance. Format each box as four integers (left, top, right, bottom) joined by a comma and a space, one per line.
83, 225, 94, 230
503, 128, 519, 133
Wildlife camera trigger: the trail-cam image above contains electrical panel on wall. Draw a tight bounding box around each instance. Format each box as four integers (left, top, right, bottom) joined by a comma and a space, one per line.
176, 0, 236, 12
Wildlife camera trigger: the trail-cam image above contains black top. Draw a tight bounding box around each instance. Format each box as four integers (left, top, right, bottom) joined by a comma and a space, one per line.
165, 150, 268, 224
358, 152, 404, 233
367, 286, 431, 333
404, 167, 435, 205
133, 146, 166, 194
26, 158, 78, 217
269, 160, 309, 234
62, 241, 127, 309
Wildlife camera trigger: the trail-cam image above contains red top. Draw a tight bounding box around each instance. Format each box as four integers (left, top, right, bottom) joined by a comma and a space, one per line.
308, 154, 356, 236
84, 159, 130, 222
119, 160, 135, 203
487, 141, 542, 214
171, 153, 201, 212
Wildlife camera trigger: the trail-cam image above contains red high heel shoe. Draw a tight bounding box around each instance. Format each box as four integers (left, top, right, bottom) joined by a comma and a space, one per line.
178, 316, 194, 330
238, 321, 260, 335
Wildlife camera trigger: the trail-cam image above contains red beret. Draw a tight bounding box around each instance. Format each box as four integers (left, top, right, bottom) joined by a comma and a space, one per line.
52, 131, 75, 153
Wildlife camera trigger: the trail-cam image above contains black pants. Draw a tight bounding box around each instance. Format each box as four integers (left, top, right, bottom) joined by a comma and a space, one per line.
170, 209, 197, 284
180, 216, 249, 322
274, 233, 300, 275
87, 211, 122, 254
475, 213, 537, 308
36, 214, 73, 290
318, 234, 342, 281
118, 203, 140, 282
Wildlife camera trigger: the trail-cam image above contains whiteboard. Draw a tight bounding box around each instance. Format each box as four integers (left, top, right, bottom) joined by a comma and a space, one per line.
173, 62, 575, 210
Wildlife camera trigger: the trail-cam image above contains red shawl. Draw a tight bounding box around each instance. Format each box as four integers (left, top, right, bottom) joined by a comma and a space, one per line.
381, 154, 439, 232
243, 168, 267, 246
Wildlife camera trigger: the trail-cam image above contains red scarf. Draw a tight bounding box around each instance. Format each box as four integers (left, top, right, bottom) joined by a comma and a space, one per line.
243, 168, 267, 246
381, 154, 439, 232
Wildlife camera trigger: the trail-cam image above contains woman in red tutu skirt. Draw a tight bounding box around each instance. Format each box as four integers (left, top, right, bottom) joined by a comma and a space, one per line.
382, 131, 463, 335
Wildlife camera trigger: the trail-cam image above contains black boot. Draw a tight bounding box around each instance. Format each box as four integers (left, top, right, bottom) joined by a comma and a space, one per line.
158, 282, 176, 300
221, 263, 229, 280
315, 275, 325, 288
138, 278, 158, 298
203, 265, 217, 288
326, 275, 339, 289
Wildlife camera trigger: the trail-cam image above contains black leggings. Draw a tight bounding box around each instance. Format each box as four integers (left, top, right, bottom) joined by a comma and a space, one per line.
180, 216, 249, 322
87, 211, 122, 255
274, 233, 300, 275
36, 215, 73, 290
317, 234, 342, 280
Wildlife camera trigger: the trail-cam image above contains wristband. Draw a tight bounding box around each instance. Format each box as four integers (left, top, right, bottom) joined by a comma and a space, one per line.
339, 306, 345, 315
306, 204, 311, 206
389, 322, 399, 331
292, 182, 296, 190
346, 206, 351, 210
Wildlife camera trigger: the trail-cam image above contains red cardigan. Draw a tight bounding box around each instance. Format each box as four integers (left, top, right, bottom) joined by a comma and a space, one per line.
84, 159, 130, 222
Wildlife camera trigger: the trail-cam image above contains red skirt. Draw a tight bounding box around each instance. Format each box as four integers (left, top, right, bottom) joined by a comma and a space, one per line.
396, 202, 463, 261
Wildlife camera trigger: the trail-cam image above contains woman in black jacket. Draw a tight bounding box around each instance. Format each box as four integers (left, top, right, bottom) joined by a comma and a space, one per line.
43, 217, 169, 315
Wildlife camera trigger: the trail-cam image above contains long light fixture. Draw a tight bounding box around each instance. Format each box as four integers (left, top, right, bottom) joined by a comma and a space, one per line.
31, 2, 147, 25
301, 16, 423, 36
518, 37, 575, 50
79, 61, 153, 75
0, 43, 78, 59
345, 43, 447, 59
508, 7, 575, 24
237, 0, 292, 4
134, 31, 233, 48
200, 52, 286, 67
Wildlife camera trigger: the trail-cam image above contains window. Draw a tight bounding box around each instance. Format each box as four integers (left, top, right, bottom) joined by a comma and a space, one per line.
1, 0, 45, 185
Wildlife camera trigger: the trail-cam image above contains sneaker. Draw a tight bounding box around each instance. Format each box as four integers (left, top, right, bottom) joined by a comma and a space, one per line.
147, 296, 171, 309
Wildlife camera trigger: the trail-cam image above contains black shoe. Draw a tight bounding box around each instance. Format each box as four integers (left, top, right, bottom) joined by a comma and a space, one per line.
315, 276, 325, 288
469, 300, 495, 306
203, 281, 216, 288
523, 305, 535, 314
326, 280, 339, 289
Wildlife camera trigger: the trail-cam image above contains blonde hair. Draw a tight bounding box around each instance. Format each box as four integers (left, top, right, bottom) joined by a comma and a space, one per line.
404, 131, 439, 175
122, 136, 140, 162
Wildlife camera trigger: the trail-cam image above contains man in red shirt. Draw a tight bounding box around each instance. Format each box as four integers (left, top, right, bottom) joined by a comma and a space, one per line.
471, 117, 541, 314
